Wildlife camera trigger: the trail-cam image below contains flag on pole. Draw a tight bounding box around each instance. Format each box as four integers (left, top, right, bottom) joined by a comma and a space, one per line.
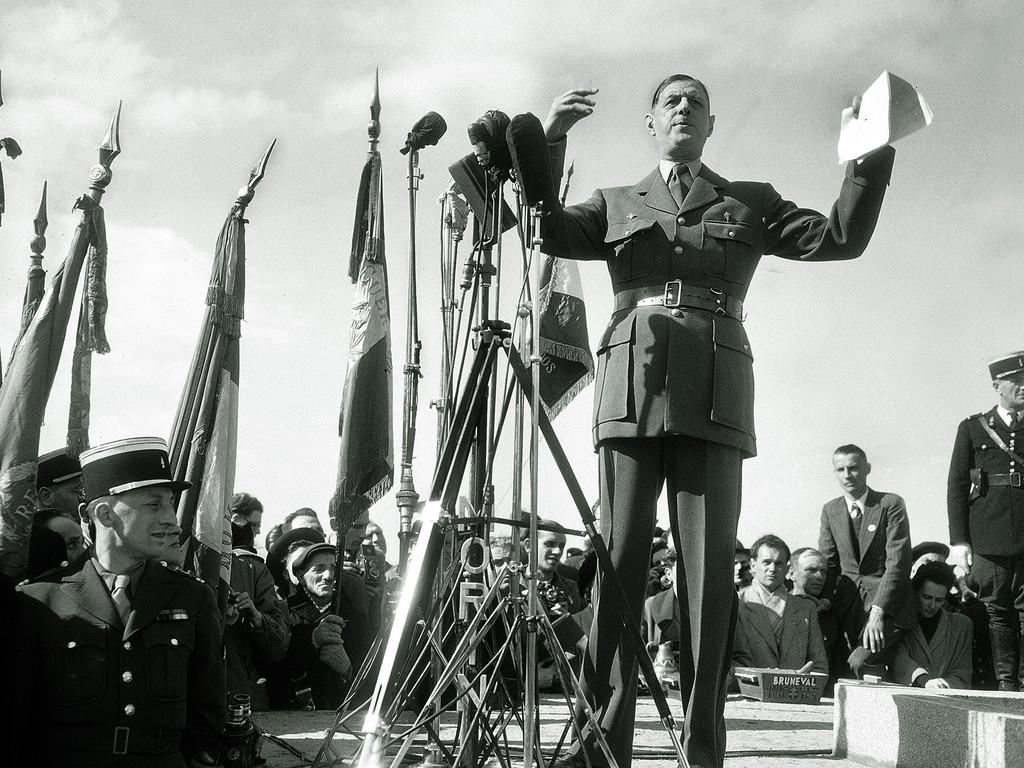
0, 105, 120, 581
537, 158, 594, 419
8, 182, 48, 372
329, 72, 393, 536
169, 141, 275, 608
537, 255, 594, 419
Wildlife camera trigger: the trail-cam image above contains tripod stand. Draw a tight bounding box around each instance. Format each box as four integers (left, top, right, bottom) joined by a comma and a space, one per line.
352, 317, 688, 767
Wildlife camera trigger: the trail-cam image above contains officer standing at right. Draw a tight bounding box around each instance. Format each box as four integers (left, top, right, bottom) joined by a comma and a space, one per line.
948, 352, 1024, 691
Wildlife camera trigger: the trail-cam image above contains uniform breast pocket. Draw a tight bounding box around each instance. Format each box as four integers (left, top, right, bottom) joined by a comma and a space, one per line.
701, 220, 757, 285
594, 314, 636, 425
45, 625, 108, 704
710, 317, 754, 434
605, 218, 659, 282
143, 625, 195, 702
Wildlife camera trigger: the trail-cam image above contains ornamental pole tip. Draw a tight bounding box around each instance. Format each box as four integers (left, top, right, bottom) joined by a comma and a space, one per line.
34, 180, 48, 237
235, 139, 277, 207
98, 100, 122, 168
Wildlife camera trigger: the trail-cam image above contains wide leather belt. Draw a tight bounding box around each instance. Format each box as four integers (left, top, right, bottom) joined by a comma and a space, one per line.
54, 725, 181, 755
989, 472, 1023, 487
613, 280, 743, 321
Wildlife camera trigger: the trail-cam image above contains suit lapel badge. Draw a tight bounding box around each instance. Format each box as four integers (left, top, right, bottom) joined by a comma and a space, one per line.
867, 524, 877, 533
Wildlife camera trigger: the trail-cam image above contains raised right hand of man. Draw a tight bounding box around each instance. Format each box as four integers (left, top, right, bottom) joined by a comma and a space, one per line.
312, 614, 347, 648
543, 88, 599, 143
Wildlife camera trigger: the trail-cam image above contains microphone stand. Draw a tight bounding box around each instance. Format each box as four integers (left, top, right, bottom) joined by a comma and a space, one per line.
396, 147, 423, 574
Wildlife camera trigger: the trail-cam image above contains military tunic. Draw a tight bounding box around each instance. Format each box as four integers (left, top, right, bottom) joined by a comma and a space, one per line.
15, 556, 225, 767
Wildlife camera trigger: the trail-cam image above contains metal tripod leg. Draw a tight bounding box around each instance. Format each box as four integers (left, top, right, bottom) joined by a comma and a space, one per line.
504, 342, 690, 768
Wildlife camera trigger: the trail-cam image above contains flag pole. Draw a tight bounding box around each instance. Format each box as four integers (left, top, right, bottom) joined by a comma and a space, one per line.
0, 69, 24, 229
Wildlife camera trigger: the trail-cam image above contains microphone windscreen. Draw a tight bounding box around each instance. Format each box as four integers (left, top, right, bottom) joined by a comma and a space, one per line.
506, 113, 554, 208
402, 111, 447, 154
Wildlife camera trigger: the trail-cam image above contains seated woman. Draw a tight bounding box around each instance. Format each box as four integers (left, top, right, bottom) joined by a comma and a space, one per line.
892, 561, 972, 689
280, 543, 353, 709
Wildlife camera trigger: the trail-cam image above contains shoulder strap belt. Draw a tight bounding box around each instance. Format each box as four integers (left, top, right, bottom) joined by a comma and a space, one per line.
974, 416, 1024, 466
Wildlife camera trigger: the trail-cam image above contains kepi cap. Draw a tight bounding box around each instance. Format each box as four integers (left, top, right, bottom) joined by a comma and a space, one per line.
36, 447, 82, 489
79, 437, 190, 503
989, 352, 1024, 380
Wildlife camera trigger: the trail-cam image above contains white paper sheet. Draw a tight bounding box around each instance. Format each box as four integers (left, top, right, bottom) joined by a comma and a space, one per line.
838, 71, 933, 162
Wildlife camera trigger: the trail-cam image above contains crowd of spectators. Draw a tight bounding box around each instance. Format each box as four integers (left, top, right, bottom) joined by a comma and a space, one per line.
6, 430, 1009, 766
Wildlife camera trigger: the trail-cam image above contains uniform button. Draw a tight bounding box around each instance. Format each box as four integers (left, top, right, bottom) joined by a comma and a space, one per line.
673, 245, 683, 255
123, 641, 132, 651
171, 638, 179, 646
67, 641, 77, 649
676, 216, 685, 225
122, 671, 133, 683
671, 309, 684, 318
124, 704, 136, 716
728, 230, 736, 238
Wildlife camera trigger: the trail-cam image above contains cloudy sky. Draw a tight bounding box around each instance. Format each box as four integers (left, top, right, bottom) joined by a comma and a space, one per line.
1, 1, 1021, 556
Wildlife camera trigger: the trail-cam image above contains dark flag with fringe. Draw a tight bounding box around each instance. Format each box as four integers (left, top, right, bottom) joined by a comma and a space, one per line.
0, 107, 120, 581
329, 76, 393, 536
537, 254, 594, 419
169, 142, 274, 609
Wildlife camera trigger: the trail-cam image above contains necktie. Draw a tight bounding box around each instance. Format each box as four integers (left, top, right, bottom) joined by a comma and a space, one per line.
111, 574, 132, 625
1010, 412, 1021, 431
850, 503, 861, 520
668, 163, 690, 208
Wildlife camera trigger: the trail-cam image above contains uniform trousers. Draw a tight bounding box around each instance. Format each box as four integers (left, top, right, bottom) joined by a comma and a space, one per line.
574, 436, 742, 768
971, 552, 1024, 686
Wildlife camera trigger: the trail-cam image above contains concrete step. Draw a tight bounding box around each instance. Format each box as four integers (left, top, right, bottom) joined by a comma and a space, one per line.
833, 681, 1024, 768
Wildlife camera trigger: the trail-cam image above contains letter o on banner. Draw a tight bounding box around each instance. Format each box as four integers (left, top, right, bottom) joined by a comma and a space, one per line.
460, 537, 489, 575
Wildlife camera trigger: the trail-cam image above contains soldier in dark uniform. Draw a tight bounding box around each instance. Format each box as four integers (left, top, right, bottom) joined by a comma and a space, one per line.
540, 77, 896, 768
14, 437, 225, 767
948, 352, 1024, 691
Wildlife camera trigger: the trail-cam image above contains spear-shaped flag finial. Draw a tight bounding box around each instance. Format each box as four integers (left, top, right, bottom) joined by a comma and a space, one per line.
234, 139, 277, 210
34, 180, 48, 239
84, 101, 122, 203
368, 68, 381, 151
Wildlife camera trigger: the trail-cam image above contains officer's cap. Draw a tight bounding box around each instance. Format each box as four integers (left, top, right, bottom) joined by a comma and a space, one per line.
989, 352, 1024, 380
79, 437, 190, 503
36, 447, 82, 490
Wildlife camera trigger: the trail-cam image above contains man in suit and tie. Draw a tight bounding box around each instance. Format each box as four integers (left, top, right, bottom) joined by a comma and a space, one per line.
541, 76, 896, 768
818, 444, 914, 678
733, 535, 827, 673
14, 437, 225, 767
948, 351, 1024, 691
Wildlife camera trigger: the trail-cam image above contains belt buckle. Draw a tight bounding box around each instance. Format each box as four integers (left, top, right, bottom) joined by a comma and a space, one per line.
663, 280, 682, 308
1012, 472, 1022, 488
113, 726, 130, 755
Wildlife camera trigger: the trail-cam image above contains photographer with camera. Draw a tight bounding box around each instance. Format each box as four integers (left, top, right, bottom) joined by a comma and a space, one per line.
280, 543, 353, 709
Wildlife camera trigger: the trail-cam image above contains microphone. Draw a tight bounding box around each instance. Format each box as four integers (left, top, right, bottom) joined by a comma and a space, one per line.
401, 111, 447, 155
466, 110, 512, 175
506, 112, 554, 209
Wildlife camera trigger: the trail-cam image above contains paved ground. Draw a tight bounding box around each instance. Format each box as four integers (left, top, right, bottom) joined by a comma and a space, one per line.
257, 693, 858, 767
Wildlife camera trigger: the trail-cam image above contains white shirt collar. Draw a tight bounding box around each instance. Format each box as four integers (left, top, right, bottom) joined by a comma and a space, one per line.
844, 489, 870, 516
659, 158, 703, 184
997, 405, 1020, 427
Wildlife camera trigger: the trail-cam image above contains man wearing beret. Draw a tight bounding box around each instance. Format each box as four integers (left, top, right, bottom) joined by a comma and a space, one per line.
948, 352, 1024, 691
14, 437, 225, 767
540, 75, 895, 768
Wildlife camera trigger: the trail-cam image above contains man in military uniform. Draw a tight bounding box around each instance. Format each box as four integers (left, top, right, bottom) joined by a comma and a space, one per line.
948, 352, 1024, 691
36, 447, 85, 520
15, 437, 225, 767
541, 76, 896, 768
